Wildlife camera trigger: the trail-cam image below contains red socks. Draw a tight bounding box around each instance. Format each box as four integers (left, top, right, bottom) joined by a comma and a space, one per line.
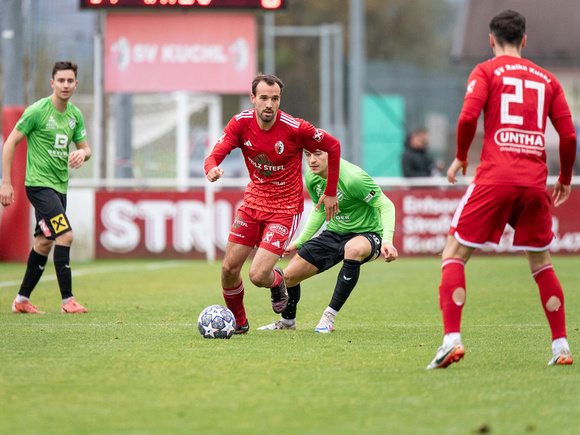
439, 259, 466, 335
223, 281, 246, 326
533, 265, 567, 340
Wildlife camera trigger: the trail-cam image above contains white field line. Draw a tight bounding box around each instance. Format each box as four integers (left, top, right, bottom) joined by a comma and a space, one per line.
0, 261, 186, 288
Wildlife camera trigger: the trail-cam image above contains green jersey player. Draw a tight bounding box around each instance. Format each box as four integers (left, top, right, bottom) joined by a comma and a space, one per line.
258, 149, 398, 333
0, 61, 92, 314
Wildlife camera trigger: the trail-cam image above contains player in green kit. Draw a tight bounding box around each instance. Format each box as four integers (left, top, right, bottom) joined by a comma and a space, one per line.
258, 149, 398, 333
0, 61, 91, 314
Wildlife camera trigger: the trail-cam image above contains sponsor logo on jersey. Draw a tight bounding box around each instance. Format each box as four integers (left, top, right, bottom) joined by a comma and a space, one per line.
262, 231, 274, 243
68, 118, 76, 130
494, 128, 544, 149
467, 79, 476, 94
364, 190, 376, 203
243, 140, 253, 147
50, 214, 69, 234
46, 116, 58, 130
268, 224, 288, 236
313, 129, 324, 142
274, 141, 284, 154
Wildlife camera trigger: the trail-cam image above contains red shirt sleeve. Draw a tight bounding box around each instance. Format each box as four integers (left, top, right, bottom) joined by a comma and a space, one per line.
456, 66, 487, 161
204, 117, 238, 175
299, 124, 341, 196
549, 86, 577, 185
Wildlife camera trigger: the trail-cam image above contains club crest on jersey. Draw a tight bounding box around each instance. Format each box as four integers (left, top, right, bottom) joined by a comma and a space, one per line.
68, 118, 76, 130
274, 141, 284, 154
313, 129, 324, 142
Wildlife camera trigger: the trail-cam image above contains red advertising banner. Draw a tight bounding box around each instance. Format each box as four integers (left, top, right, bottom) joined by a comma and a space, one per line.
104, 13, 257, 93
95, 189, 580, 259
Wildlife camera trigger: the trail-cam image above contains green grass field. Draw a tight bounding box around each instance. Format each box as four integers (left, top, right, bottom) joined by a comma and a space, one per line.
1, 256, 578, 434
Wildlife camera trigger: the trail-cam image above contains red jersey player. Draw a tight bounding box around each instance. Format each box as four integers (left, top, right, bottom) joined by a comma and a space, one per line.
427, 10, 576, 369
204, 74, 340, 334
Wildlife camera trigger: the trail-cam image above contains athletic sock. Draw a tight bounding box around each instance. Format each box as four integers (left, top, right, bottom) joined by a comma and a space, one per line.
439, 258, 466, 335
223, 281, 247, 326
282, 284, 301, 321
54, 245, 73, 300
18, 249, 48, 298
328, 259, 361, 312
325, 307, 338, 317
269, 268, 282, 288
533, 264, 567, 341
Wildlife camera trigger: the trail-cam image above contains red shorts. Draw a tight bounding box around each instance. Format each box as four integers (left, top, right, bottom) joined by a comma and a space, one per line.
228, 205, 302, 255
450, 184, 554, 251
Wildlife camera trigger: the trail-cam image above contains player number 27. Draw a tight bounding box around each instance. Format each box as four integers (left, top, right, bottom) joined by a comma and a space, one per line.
501, 77, 545, 129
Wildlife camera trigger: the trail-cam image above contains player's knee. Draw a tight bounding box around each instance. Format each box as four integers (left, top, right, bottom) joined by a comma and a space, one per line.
34, 237, 53, 256
248, 267, 272, 287
56, 230, 74, 246
344, 239, 371, 262
545, 296, 562, 312
452, 287, 466, 306
221, 261, 241, 282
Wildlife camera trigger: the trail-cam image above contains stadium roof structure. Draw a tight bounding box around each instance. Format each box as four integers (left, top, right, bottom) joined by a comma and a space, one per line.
452, 0, 580, 66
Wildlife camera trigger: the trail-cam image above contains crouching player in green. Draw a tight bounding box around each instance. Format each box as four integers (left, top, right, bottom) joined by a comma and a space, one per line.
258, 149, 398, 333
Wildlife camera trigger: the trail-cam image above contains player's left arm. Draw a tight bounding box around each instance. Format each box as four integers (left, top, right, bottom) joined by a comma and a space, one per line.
549, 89, 577, 207
372, 192, 398, 262
69, 140, 91, 169
301, 125, 341, 220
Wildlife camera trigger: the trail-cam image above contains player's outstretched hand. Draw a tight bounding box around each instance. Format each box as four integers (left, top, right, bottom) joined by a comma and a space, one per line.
206, 167, 224, 182
553, 180, 571, 207
381, 242, 398, 263
0, 184, 15, 207
283, 242, 298, 257
447, 158, 468, 184
316, 194, 338, 221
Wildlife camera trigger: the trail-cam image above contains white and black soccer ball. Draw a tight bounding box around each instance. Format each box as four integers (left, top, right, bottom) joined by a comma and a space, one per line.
197, 305, 236, 339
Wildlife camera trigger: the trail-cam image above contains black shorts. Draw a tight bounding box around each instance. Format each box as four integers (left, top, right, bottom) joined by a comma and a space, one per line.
26, 186, 71, 240
298, 230, 382, 273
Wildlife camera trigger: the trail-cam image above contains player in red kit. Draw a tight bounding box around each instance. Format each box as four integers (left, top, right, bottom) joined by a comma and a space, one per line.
204, 74, 340, 334
427, 10, 576, 369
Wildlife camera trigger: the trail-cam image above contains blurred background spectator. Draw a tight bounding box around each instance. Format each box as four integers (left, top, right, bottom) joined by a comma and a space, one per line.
401, 127, 444, 177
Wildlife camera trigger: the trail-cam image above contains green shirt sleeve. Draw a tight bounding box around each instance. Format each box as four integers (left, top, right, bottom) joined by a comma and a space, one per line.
293, 170, 326, 248
372, 192, 396, 243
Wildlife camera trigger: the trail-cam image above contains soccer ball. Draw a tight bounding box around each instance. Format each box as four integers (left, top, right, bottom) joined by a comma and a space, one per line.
197, 305, 236, 339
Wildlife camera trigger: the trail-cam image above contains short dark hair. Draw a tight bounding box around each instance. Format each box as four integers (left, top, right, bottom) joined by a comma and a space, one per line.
489, 10, 526, 48
251, 73, 284, 96
52, 61, 78, 79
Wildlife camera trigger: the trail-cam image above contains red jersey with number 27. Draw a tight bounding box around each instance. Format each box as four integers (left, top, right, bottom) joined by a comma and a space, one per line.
457, 55, 576, 187
204, 109, 340, 214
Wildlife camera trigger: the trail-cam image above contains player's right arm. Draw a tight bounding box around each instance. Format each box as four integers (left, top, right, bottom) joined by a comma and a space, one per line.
450, 65, 487, 184
204, 118, 239, 182
0, 128, 26, 207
